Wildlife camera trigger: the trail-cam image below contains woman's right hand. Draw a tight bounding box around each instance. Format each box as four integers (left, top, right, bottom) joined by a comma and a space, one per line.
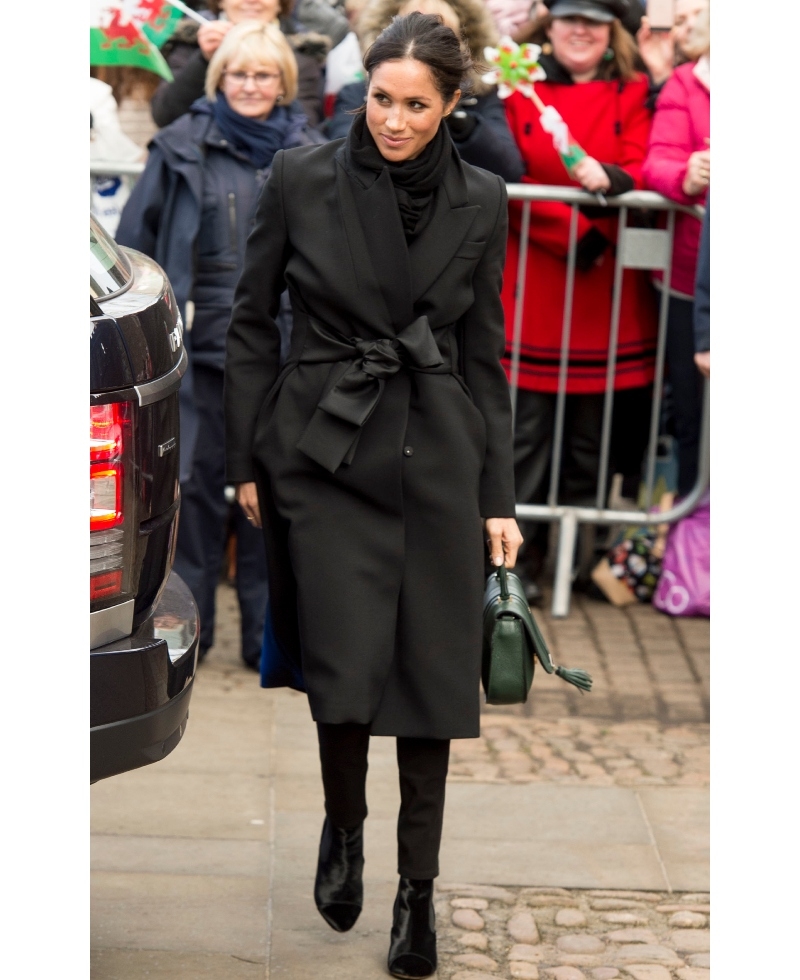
683, 149, 711, 196
236, 482, 262, 529
198, 20, 232, 60
571, 156, 611, 194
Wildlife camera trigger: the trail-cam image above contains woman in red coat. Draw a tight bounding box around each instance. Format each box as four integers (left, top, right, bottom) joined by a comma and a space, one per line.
502, 0, 657, 596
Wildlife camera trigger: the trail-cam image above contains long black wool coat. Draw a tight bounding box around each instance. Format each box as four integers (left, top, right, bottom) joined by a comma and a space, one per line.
225, 137, 516, 739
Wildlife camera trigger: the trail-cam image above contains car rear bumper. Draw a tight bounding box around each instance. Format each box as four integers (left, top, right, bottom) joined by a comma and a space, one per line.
90, 572, 198, 783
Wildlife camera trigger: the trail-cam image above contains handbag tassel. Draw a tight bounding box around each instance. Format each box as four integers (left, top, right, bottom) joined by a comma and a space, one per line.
555, 665, 593, 692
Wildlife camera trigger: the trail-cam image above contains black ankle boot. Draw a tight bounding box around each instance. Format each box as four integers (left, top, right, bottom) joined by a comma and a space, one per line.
387, 877, 436, 979
314, 816, 364, 932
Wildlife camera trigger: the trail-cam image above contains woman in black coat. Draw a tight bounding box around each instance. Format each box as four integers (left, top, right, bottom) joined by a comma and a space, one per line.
325, 0, 525, 181
225, 13, 522, 978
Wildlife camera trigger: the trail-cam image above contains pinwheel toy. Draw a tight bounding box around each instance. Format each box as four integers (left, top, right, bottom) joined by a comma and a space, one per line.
483, 38, 591, 180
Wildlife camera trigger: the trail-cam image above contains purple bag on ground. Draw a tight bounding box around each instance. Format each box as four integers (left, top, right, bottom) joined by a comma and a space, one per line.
653, 491, 710, 617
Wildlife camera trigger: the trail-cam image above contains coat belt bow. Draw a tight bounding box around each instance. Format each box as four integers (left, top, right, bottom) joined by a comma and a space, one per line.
295, 315, 447, 473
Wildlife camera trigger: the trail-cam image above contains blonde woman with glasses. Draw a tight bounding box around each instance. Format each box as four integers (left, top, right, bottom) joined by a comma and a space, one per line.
117, 20, 324, 671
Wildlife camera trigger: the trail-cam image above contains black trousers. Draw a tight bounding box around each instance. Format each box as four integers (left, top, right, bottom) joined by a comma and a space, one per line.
172, 364, 269, 658
513, 387, 652, 573
317, 722, 450, 880
665, 296, 704, 497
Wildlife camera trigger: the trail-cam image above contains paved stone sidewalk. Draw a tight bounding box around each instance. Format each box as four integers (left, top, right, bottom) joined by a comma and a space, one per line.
90, 584, 709, 979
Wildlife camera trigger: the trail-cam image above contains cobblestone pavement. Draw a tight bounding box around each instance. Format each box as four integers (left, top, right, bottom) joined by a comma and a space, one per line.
450, 717, 708, 788
498, 593, 709, 725
434, 886, 710, 980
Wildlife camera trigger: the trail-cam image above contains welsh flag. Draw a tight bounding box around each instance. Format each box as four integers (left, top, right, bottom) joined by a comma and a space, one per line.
90, 0, 184, 80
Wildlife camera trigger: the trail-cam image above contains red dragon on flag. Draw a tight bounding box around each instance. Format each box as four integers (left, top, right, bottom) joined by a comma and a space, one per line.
90, 1, 185, 80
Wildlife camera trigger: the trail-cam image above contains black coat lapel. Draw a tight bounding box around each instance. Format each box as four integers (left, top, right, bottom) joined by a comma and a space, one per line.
335, 147, 414, 331
409, 155, 480, 301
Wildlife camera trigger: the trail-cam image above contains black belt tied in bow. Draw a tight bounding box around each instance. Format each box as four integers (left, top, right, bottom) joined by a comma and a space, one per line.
294, 314, 452, 473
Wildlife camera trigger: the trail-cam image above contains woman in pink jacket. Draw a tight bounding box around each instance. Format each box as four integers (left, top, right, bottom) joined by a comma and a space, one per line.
642, 7, 709, 497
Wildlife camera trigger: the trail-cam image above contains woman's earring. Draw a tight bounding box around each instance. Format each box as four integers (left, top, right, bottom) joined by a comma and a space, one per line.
541, 41, 552, 55
603, 47, 614, 61
276, 94, 284, 103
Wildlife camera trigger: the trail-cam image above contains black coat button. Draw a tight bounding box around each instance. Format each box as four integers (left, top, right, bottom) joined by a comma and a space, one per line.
403, 446, 414, 457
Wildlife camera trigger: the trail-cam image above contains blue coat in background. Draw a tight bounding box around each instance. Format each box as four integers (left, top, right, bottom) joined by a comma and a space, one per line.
117, 99, 324, 480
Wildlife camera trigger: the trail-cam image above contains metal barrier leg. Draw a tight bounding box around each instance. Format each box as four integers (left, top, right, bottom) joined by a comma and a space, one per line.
552, 511, 579, 618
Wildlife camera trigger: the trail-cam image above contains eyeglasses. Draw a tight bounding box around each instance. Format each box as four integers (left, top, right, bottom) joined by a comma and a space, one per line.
223, 70, 282, 88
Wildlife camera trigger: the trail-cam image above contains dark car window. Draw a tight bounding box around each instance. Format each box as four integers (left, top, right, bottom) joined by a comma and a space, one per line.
91, 218, 132, 300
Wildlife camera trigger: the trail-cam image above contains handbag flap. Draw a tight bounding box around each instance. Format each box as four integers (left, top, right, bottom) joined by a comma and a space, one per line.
483, 568, 555, 673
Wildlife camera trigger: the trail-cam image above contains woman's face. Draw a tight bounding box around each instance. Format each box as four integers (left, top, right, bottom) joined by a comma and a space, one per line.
221, 58, 285, 120
366, 58, 459, 162
673, 0, 709, 56
547, 15, 611, 79
219, 0, 280, 25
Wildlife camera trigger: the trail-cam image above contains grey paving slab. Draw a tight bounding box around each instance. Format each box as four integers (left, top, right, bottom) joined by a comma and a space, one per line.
91, 871, 269, 960
638, 787, 710, 891
268, 875, 409, 980
91, 770, 270, 839
273, 772, 325, 811
91, 834, 269, 877
152, 693, 272, 776
273, 748, 325, 776
442, 784, 653, 843
439, 838, 668, 889
91, 948, 266, 980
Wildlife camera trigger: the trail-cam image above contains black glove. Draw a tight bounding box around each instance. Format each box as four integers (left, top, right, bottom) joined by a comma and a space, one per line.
446, 110, 478, 141
575, 227, 611, 272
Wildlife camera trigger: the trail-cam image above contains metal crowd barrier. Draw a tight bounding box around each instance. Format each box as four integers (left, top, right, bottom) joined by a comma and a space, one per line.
91, 161, 146, 177
505, 184, 707, 617
91, 163, 707, 618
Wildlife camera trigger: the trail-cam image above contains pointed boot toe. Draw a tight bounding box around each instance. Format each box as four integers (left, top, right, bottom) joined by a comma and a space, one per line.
387, 877, 437, 979
314, 817, 364, 932
318, 902, 363, 933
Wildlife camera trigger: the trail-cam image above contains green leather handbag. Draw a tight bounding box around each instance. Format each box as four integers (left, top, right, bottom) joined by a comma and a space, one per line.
481, 565, 593, 705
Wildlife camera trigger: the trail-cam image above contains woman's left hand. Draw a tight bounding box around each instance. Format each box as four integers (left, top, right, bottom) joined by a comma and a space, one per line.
484, 518, 524, 568
571, 157, 611, 194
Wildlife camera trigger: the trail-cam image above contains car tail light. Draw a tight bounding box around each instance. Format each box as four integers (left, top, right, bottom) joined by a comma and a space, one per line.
90, 403, 131, 603
90, 403, 123, 460
90, 569, 123, 600
90, 463, 122, 530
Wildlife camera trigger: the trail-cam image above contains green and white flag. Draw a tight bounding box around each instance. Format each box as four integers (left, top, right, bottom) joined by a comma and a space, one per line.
90, 1, 184, 80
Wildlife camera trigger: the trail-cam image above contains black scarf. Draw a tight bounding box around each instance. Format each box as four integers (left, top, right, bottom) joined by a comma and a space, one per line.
346, 112, 451, 237
210, 93, 302, 169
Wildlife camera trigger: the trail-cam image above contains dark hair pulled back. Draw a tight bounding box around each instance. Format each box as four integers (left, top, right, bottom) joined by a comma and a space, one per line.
363, 11, 472, 104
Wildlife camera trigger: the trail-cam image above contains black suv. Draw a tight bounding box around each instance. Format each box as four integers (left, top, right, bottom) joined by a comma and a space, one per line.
90, 216, 198, 783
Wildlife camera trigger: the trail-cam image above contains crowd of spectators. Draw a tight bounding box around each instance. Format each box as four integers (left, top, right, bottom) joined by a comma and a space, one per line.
93, 0, 711, 659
